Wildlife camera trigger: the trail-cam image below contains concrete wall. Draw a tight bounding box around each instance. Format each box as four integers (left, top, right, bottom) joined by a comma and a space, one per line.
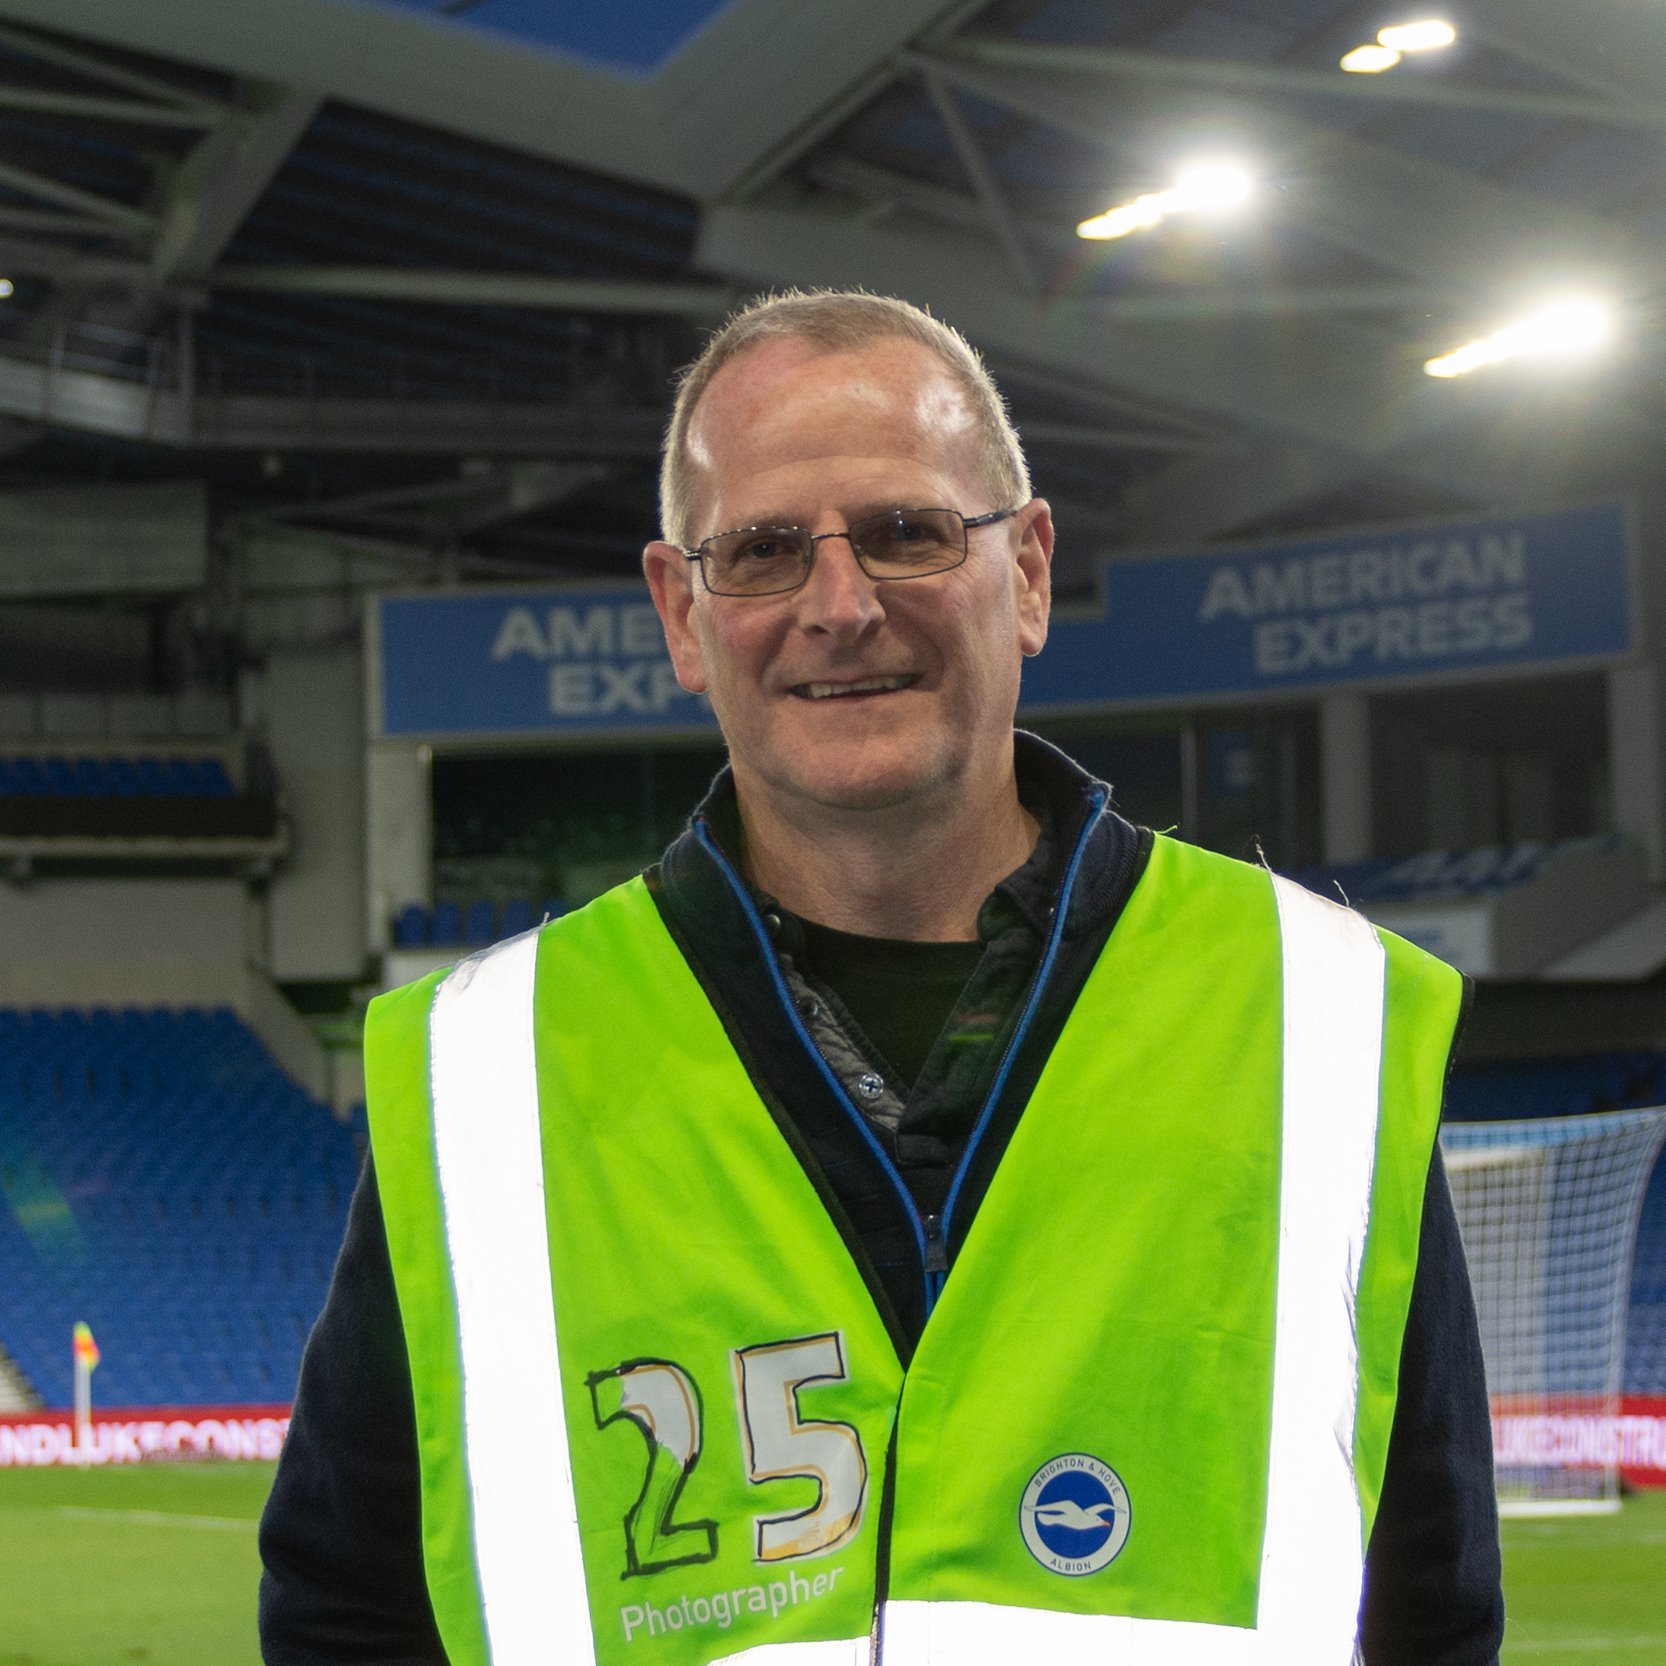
365, 741, 431, 954
0, 876, 254, 1007
0, 874, 337, 1105
264, 646, 367, 982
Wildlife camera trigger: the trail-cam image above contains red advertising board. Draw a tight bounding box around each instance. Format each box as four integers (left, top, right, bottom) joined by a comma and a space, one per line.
1492, 1395, 1666, 1489
0, 1405, 290, 1467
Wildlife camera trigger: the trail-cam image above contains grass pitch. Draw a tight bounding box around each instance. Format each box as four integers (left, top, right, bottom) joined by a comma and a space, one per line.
1499, 1489, 1666, 1660
0, 1461, 272, 1666
0, 1462, 1660, 1663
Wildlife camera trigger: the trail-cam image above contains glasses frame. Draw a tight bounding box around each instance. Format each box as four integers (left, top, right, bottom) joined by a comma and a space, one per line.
681, 505, 1021, 598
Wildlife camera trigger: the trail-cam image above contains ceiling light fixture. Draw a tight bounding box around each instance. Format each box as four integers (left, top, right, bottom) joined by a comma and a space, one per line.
1424, 297, 1613, 378
1377, 18, 1458, 52
1341, 43, 1401, 73
1077, 159, 1254, 241
1340, 17, 1456, 72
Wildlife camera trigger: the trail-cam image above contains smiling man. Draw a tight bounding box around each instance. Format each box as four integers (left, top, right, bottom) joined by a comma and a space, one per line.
260, 293, 1504, 1666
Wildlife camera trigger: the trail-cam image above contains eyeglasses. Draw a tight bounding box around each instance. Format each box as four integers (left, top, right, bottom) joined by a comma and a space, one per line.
682, 506, 1021, 598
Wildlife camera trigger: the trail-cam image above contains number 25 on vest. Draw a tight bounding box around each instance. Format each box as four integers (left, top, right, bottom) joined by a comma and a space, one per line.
588, 1331, 868, 1578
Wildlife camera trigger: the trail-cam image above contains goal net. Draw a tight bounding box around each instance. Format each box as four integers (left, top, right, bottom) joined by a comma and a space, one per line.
1441, 1106, 1666, 1515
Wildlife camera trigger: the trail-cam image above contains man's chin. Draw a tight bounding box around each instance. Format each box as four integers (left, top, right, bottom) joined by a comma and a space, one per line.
769, 757, 959, 818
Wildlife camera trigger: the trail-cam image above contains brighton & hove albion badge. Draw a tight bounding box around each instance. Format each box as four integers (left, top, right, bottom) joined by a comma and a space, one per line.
1019, 1453, 1131, 1576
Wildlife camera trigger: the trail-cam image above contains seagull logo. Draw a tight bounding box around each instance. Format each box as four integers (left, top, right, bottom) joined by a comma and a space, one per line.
1019, 1455, 1132, 1576
1026, 1498, 1118, 1531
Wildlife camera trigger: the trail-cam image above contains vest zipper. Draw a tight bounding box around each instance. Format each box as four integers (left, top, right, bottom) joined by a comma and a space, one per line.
694, 820, 935, 1293
922, 1212, 947, 1308
933, 788, 1108, 1298
695, 793, 1106, 1322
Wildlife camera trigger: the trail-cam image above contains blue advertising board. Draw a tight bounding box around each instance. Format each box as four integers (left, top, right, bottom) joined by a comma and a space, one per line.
371, 502, 1634, 740
374, 584, 719, 740
1024, 499, 1634, 711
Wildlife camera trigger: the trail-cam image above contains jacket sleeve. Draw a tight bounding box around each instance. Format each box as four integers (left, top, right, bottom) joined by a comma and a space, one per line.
258, 1153, 445, 1666
1359, 1143, 1505, 1666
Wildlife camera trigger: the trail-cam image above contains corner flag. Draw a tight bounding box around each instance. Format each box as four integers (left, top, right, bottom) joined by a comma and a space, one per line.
72, 1322, 100, 1461
73, 1321, 100, 1372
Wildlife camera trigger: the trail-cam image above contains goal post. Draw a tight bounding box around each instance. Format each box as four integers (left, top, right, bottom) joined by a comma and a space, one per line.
1441, 1106, 1666, 1516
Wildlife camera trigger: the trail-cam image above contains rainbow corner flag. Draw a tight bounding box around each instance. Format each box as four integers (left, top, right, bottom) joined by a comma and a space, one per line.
72, 1321, 100, 1371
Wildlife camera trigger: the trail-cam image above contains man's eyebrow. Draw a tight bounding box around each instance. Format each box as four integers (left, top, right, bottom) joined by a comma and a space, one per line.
717, 500, 920, 531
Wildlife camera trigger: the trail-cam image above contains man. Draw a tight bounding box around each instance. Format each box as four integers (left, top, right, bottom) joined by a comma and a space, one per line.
260, 292, 1504, 1665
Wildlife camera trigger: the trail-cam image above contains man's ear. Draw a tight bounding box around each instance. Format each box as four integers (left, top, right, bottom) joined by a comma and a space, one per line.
1015, 499, 1053, 658
643, 541, 710, 694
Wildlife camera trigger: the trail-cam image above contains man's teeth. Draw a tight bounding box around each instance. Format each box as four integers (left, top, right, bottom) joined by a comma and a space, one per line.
798, 676, 912, 700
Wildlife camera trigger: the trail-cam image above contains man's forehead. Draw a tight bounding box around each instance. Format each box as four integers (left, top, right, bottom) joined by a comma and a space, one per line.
685, 336, 974, 477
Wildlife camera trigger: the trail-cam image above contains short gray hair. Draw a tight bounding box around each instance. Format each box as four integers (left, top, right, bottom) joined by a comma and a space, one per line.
659, 289, 1030, 547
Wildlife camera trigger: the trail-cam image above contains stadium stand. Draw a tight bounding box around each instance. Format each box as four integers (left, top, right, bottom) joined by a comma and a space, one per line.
0, 1006, 359, 1410
0, 754, 237, 799
1290, 837, 1623, 906
390, 896, 566, 950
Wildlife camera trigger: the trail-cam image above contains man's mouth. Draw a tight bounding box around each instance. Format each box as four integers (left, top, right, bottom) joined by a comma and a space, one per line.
790, 675, 919, 701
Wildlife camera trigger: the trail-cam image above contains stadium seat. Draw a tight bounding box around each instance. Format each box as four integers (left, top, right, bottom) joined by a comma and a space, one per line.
392, 903, 428, 948
429, 901, 461, 946
463, 899, 495, 947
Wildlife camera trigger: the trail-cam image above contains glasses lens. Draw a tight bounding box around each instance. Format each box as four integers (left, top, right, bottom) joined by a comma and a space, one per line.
701, 527, 811, 595
850, 509, 965, 577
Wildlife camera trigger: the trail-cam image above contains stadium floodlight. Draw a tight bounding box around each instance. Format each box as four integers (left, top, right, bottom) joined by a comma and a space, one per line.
1424, 297, 1613, 378
1341, 43, 1402, 73
1076, 159, 1254, 241
0, 279, 13, 298
1442, 1109, 1666, 1515
1377, 18, 1458, 52
1341, 17, 1456, 71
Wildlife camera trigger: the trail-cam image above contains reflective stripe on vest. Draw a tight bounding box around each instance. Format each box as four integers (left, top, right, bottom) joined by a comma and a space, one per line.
429, 934, 597, 1666
380, 851, 1441, 1666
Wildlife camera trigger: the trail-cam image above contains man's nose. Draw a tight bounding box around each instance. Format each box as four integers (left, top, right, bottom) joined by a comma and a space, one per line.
795, 532, 884, 636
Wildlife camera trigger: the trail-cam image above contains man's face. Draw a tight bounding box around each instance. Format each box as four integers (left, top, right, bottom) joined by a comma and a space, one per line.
643, 337, 1051, 827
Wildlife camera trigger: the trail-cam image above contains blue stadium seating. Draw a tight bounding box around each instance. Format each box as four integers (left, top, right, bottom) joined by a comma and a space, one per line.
463, 899, 495, 947
0, 1006, 360, 1409
391, 898, 565, 952
1290, 837, 1621, 907
0, 754, 241, 800
392, 902, 428, 949
428, 900, 461, 946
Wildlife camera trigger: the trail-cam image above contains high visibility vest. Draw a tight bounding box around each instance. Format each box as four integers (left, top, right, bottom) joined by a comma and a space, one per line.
367, 834, 1460, 1666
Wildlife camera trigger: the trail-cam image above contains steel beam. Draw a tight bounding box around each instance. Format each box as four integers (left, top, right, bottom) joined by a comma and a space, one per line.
0, 18, 222, 113
210, 265, 739, 316
936, 35, 1666, 130
918, 66, 1039, 296
0, 159, 154, 233
0, 344, 666, 455
148, 86, 323, 283
0, 86, 220, 125
0, 205, 133, 238
1018, 418, 1238, 456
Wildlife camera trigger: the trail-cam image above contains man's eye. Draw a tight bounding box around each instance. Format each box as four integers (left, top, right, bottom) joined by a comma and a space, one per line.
736, 536, 792, 562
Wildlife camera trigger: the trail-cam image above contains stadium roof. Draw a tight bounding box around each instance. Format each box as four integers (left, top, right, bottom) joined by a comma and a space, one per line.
0, 0, 1661, 585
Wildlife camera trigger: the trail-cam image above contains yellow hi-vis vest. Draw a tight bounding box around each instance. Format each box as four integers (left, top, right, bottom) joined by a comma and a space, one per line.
367, 833, 1461, 1666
